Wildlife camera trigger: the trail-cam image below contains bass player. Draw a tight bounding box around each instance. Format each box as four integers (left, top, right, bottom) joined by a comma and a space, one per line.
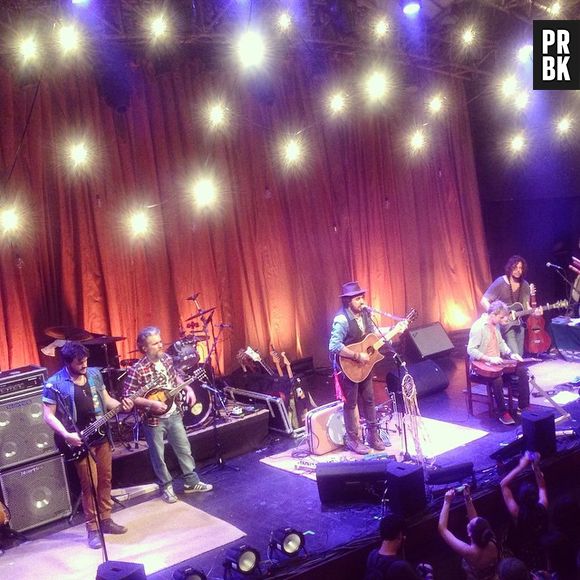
467, 301, 531, 425
329, 281, 408, 455
123, 326, 213, 504
42, 341, 134, 549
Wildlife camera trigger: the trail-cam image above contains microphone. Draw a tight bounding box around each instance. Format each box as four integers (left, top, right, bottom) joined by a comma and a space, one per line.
186, 292, 200, 301
362, 305, 389, 317
546, 262, 564, 270
219, 323, 233, 328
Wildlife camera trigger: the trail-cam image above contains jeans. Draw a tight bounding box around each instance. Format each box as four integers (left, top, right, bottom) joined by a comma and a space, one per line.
503, 325, 525, 357
490, 367, 530, 413
143, 412, 200, 489
341, 375, 377, 438
74, 441, 113, 532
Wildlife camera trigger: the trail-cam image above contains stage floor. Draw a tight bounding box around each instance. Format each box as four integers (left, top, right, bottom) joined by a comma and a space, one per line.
11, 352, 580, 579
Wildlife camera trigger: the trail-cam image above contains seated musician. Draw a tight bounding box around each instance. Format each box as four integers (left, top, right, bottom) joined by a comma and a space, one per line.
467, 301, 530, 425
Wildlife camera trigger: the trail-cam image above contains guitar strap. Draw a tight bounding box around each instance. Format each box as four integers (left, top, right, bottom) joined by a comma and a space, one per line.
333, 371, 346, 402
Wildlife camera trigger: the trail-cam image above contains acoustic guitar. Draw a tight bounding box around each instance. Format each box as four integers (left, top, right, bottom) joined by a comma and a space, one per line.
504, 298, 568, 332
339, 309, 417, 383
144, 366, 208, 416
0, 499, 10, 527
525, 290, 554, 354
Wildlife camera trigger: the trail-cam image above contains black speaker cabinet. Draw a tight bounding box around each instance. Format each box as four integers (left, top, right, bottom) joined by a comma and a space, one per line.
96, 561, 147, 580
522, 409, 556, 458
385, 462, 426, 517
0, 389, 59, 469
317, 460, 426, 516
406, 322, 454, 359
0, 454, 72, 531
386, 360, 449, 399
316, 460, 388, 504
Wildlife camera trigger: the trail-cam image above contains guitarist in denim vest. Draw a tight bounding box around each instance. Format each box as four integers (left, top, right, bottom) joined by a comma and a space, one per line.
42, 341, 133, 549
329, 282, 408, 455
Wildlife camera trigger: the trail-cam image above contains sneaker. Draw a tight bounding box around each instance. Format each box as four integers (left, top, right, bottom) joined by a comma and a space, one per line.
184, 482, 213, 493
162, 485, 178, 503
87, 530, 102, 549
499, 411, 516, 426
100, 518, 127, 534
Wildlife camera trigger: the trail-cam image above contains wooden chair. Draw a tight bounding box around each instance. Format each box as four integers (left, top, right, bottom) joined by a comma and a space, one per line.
464, 354, 513, 417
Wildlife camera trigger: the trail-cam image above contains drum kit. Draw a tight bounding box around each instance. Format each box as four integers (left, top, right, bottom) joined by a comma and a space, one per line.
41, 294, 232, 434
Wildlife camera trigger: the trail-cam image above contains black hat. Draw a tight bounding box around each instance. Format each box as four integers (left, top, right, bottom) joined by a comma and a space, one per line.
339, 281, 366, 298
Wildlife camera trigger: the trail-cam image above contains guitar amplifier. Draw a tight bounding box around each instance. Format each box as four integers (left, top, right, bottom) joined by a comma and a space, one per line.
305, 401, 345, 456
0, 365, 46, 400
224, 386, 296, 435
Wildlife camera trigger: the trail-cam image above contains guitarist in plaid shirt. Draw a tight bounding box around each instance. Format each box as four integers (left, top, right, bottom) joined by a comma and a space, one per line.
124, 326, 213, 504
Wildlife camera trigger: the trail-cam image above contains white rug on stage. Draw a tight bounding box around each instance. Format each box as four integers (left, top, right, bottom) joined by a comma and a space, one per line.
0, 498, 245, 579
528, 359, 580, 408
260, 416, 489, 481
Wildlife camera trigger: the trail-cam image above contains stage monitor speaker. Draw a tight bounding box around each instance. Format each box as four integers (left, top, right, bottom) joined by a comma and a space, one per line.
386, 360, 449, 399
96, 561, 147, 580
0, 389, 59, 469
385, 462, 426, 517
0, 454, 72, 532
425, 462, 475, 487
316, 460, 388, 504
522, 409, 556, 458
406, 322, 454, 360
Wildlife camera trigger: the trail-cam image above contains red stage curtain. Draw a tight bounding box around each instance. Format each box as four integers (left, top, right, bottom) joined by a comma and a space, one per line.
0, 56, 490, 372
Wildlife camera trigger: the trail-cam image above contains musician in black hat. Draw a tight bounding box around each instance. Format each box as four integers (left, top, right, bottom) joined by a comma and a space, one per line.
329, 281, 408, 455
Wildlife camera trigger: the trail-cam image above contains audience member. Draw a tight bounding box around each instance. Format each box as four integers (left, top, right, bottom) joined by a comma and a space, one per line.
500, 452, 549, 571
364, 514, 420, 580
498, 557, 529, 580
438, 486, 499, 580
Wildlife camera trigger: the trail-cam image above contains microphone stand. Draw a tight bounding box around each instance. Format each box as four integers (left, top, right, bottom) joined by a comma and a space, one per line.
201, 326, 239, 474
367, 314, 411, 460
548, 267, 575, 316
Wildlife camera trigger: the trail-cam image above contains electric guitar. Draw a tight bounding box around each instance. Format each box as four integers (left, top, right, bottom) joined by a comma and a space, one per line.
57, 376, 159, 462
59, 368, 207, 461
339, 309, 417, 383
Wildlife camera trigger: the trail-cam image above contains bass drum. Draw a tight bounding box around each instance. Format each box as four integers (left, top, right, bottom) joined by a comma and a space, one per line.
182, 383, 213, 430
168, 339, 200, 374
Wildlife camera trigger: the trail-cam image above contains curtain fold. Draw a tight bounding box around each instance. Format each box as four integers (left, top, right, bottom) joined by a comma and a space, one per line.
0, 56, 490, 372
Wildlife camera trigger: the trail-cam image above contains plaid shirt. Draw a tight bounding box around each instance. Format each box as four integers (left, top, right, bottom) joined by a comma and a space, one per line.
124, 353, 179, 427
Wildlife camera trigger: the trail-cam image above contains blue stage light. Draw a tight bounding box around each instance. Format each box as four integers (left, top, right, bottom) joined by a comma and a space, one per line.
401, 0, 421, 16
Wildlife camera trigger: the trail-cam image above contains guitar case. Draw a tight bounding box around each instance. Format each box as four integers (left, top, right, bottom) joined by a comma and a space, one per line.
306, 401, 346, 456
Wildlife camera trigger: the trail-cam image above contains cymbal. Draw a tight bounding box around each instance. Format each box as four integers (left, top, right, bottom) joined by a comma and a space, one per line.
44, 326, 93, 341
83, 335, 126, 346
120, 358, 139, 366
185, 307, 216, 322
